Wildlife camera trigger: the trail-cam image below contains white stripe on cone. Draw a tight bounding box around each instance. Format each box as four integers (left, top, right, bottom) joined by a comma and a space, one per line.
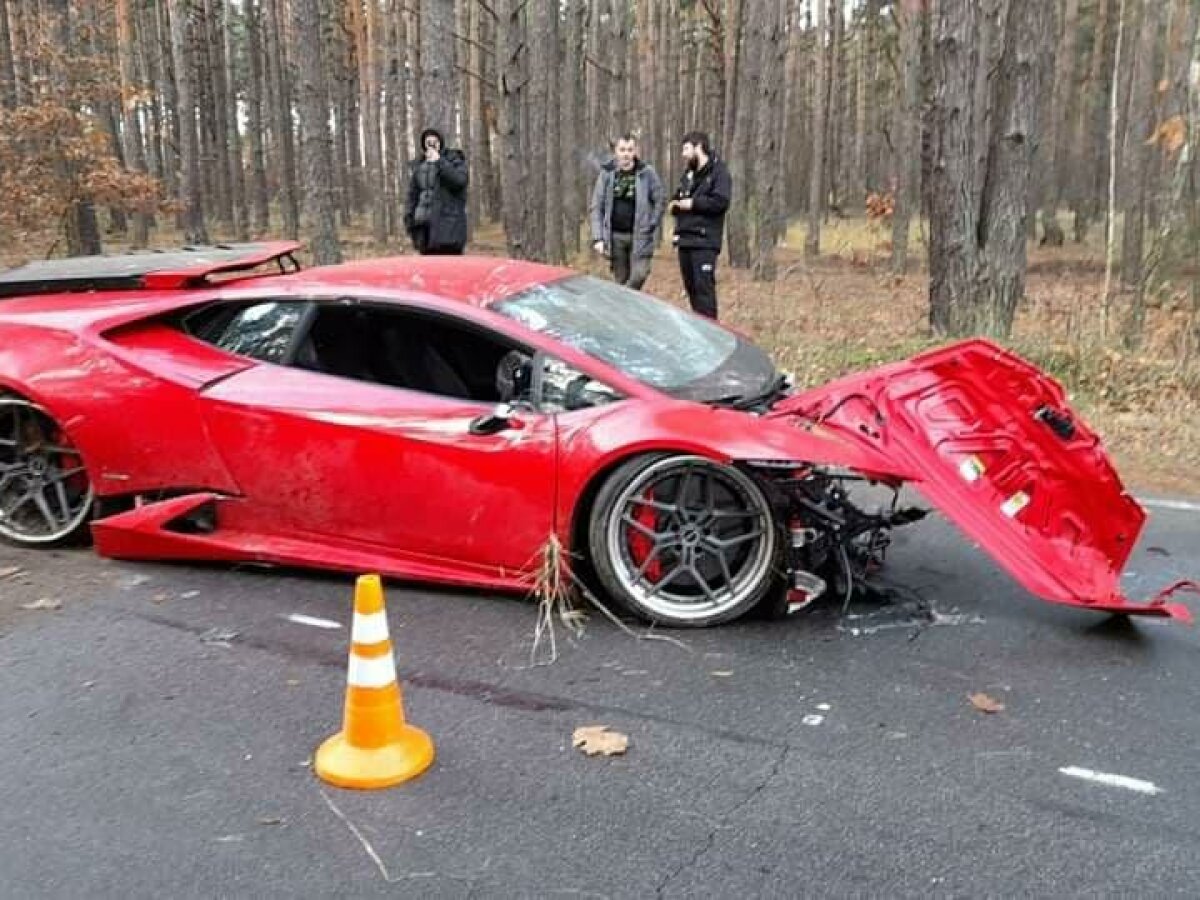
352, 611, 390, 646
347, 652, 397, 689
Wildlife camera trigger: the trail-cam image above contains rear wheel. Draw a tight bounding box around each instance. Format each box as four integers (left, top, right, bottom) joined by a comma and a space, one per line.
0, 396, 94, 547
587, 454, 781, 627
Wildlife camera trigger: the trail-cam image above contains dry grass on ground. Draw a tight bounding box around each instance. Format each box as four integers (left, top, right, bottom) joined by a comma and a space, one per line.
3, 217, 1197, 496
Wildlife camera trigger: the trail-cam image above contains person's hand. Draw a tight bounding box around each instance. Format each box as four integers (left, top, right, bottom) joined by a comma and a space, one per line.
674, 197, 693, 212
592, 240, 606, 256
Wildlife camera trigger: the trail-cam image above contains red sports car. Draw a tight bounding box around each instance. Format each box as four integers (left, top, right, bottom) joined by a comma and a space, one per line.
0, 242, 1193, 626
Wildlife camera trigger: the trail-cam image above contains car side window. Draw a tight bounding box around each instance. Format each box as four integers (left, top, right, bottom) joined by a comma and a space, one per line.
188, 301, 306, 364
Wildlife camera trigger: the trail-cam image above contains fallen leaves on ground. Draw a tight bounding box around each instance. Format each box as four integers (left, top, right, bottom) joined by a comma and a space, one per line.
572, 725, 629, 757
19, 597, 61, 611
0, 566, 22, 579
969, 692, 1006, 714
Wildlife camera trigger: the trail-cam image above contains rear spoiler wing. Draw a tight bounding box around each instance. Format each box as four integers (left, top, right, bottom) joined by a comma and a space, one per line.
0, 242, 302, 299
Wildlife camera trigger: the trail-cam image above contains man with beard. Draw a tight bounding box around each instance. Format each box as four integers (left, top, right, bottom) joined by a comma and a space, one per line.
404, 128, 469, 255
588, 133, 666, 289
668, 131, 731, 319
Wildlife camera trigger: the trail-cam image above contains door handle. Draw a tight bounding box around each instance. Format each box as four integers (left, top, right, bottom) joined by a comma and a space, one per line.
469, 403, 524, 436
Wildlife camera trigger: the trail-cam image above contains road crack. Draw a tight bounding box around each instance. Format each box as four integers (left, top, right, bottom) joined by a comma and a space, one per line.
653, 745, 790, 897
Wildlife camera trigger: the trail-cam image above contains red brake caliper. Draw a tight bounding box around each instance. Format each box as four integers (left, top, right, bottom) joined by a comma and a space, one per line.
629, 488, 663, 584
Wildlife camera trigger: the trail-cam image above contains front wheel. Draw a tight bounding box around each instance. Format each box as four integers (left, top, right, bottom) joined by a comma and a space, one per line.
0, 396, 95, 547
587, 454, 781, 627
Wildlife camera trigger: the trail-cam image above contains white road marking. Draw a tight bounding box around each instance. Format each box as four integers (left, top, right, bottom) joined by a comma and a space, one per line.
1058, 766, 1163, 795
1138, 496, 1200, 514
284, 613, 343, 630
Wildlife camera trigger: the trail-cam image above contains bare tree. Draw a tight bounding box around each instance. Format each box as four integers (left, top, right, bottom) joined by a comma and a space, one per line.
168, 0, 207, 244
806, 0, 828, 258
891, 0, 923, 275
928, 0, 1050, 337
115, 0, 150, 246
245, 0, 271, 234
291, 0, 342, 263
420, 0, 459, 137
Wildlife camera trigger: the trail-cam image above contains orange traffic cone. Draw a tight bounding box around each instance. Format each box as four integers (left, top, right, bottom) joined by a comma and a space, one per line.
315, 574, 434, 789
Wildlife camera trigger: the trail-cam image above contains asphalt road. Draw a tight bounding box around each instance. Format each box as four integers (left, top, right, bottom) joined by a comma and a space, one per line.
2, 499, 1199, 898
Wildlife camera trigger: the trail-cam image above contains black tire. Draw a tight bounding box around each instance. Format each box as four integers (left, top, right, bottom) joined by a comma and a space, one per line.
0, 394, 95, 548
587, 453, 782, 627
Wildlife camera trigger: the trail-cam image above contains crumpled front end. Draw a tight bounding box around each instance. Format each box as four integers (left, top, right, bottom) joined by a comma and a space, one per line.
767, 339, 1196, 623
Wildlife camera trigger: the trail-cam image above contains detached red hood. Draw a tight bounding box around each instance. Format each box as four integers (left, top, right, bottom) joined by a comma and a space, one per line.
768, 339, 1195, 622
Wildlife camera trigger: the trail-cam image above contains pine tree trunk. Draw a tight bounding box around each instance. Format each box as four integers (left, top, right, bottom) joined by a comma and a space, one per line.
151, 1, 179, 213
727, 0, 763, 268
561, 0, 587, 255
1071, 0, 1114, 242
266, 0, 299, 239
827, 0, 843, 213
223, 7, 248, 240
292, 0, 342, 264
115, 0, 150, 245
722, 0, 743, 153
496, 0, 528, 257
200, 0, 232, 228
246, 0, 270, 234
358, 0, 386, 245
420, 0, 459, 137
387, 0, 412, 235
1036, 0, 1079, 246
543, 1, 564, 264
891, 0, 923, 275
806, 0, 827, 258
928, 0, 978, 334
975, 0, 1048, 335
1120, 0, 1160, 290
751, 0, 784, 282
930, 0, 1048, 337
1120, 0, 1164, 345
169, 0, 208, 244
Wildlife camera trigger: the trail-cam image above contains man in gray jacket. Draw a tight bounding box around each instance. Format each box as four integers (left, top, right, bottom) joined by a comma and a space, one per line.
589, 134, 666, 290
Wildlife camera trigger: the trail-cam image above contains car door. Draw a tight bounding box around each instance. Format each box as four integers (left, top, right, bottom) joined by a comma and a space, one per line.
192, 298, 559, 574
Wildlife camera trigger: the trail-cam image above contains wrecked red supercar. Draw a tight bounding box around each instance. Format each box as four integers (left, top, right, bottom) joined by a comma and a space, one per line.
0, 243, 1194, 628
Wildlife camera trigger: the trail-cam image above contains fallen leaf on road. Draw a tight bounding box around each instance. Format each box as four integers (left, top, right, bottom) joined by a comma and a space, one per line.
19, 597, 61, 611
710, 670, 734, 677
0, 566, 22, 579
286, 679, 301, 687
969, 692, 1005, 714
150, 593, 169, 605
572, 725, 629, 757
802, 714, 825, 726
258, 816, 285, 826
1147, 546, 1171, 558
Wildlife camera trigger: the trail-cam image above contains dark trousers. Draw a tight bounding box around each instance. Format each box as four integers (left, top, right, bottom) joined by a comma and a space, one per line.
678, 247, 719, 319
611, 232, 652, 289
412, 224, 464, 256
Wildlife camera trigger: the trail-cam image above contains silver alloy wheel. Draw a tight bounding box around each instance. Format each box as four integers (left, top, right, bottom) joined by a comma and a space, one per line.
603, 455, 776, 623
0, 397, 94, 544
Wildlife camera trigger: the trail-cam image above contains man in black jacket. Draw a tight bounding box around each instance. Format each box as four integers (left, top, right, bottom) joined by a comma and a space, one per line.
668, 131, 731, 319
405, 128, 469, 255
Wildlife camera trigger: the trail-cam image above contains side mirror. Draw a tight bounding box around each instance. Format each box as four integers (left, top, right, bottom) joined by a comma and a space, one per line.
469, 403, 522, 435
